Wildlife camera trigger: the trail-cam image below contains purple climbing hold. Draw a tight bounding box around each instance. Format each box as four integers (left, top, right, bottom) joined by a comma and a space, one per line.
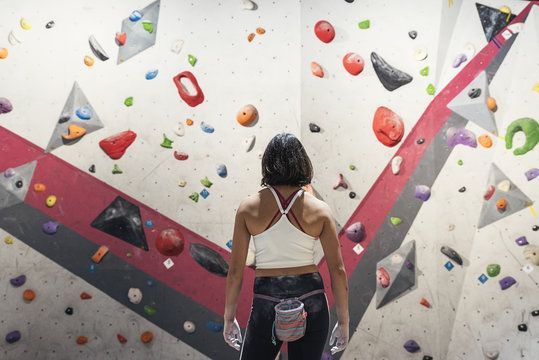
10, 275, 26, 287
499, 276, 516, 290
42, 220, 59, 235
0, 97, 13, 114
5, 330, 21, 344
525, 168, 539, 181
515, 236, 529, 246
415, 185, 431, 201
446, 127, 477, 148
405, 260, 414, 270
404, 339, 420, 353
3, 168, 15, 178
452, 53, 467, 68
345, 222, 365, 243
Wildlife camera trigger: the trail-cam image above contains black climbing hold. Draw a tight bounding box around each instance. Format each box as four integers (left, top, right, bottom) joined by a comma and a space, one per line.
58, 115, 70, 124
89, 164, 96, 173
458, 186, 466, 193
423, 356, 433, 360
531, 310, 539, 316
417, 138, 425, 144
349, 191, 356, 199
370, 52, 413, 91
476, 3, 516, 42
345, 0, 354, 2
65, 307, 73, 315
408, 31, 417, 39
517, 323, 527, 332
467, 88, 481, 99
309, 123, 321, 133
45, 20, 55, 29
189, 243, 229, 277
532, 225, 538, 231
440, 246, 463, 265
90, 196, 149, 251
15, 180, 23, 188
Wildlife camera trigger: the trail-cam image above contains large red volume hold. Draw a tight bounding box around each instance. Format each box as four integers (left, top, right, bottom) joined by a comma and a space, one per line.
372, 106, 405, 147
314, 20, 335, 43
99, 130, 137, 160
155, 228, 185, 257
172, 71, 205, 107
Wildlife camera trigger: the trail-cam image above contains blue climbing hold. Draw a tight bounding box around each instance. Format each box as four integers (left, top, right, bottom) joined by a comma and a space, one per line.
75, 106, 92, 120
226, 240, 233, 249
200, 122, 214, 133
216, 164, 227, 178
88, 263, 97, 273
478, 273, 488, 284
145, 219, 154, 228
200, 188, 210, 199
129, 10, 143, 22
444, 261, 454, 271
206, 321, 224, 332
146, 279, 155, 287
145, 69, 158, 80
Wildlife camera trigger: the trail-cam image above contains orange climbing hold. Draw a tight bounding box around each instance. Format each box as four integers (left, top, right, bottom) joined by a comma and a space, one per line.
478, 134, 492, 148
486, 97, 497, 111
62, 124, 87, 140
84, 56, 94, 67
420, 297, 431, 308
496, 198, 507, 211
247, 33, 255, 42
91, 245, 109, 263
311, 62, 324, 78
33, 183, 46, 192
0, 48, 8, 59
23, 289, 36, 302
140, 331, 154, 344
236, 104, 258, 126
186, 118, 194, 126
256, 27, 266, 35
76, 336, 88, 345
80, 292, 92, 300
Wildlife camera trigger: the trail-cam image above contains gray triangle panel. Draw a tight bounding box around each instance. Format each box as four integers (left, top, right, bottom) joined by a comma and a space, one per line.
0, 161, 37, 210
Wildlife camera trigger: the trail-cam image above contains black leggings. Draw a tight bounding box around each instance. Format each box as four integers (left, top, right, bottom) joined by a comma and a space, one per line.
239, 272, 330, 360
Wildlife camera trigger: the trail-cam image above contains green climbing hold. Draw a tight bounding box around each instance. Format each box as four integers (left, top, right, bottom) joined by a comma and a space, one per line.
112, 164, 123, 174
505, 117, 539, 156
189, 192, 199, 202
124, 97, 133, 107
188, 54, 197, 67
160, 134, 173, 148
349, 165, 356, 171
358, 20, 370, 29
420, 66, 429, 76
144, 304, 157, 316
486, 264, 500, 277
142, 21, 154, 34
200, 176, 213, 188
390, 217, 402, 225
426, 83, 435, 95
457, 159, 463, 166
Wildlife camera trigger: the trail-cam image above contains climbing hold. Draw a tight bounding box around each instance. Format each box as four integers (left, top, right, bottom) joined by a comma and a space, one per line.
91, 245, 109, 263
413, 47, 428, 61
185, 118, 194, 126
496, 198, 507, 211
372, 106, 404, 147
189, 243, 229, 277
441, 246, 463, 265
200, 188, 210, 199
357, 20, 370, 29
4, 236, 13, 244
83, 55, 94, 67
207, 321, 224, 332
426, 83, 435, 95
4, 168, 15, 178
478, 274, 488, 284
391, 156, 403, 175
15, 180, 23, 188
345, 222, 365, 243
142, 21, 154, 34
534, 83, 539, 93
446, 127, 477, 148
62, 124, 87, 141
314, 20, 335, 43
160, 134, 173, 148
478, 134, 492, 148
376, 267, 390, 288
343, 53, 365, 76
99, 130, 137, 159
174, 123, 185, 137
216, 164, 227, 178
390, 217, 402, 226
10, 275, 26, 287
188, 54, 197, 67
532, 310, 539, 317
20, 18, 32, 30
419, 298, 431, 308
23, 289, 36, 302
525, 168, 539, 181
499, 276, 516, 290
200, 177, 213, 188
140, 331, 154, 344
403, 339, 420, 353
42, 220, 59, 235
45, 195, 57, 208
8, 31, 21, 45
236, 104, 258, 126
0, 48, 8, 59
65, 307, 73, 315
483, 185, 495, 200
45, 20, 55, 29
414, 185, 431, 202
408, 31, 417, 39
145, 69, 158, 80
256, 27, 265, 35
349, 165, 356, 171
515, 236, 528, 246
183, 321, 196, 333
242, 0, 257, 9
89, 165, 96, 173
309, 123, 321, 133
487, 264, 501, 277
226, 240, 233, 249
112, 164, 123, 174
468, 88, 481, 99
419, 66, 429, 76
517, 324, 527, 332
349, 191, 356, 199
5, 331, 21, 344
76, 336, 88, 345
505, 118, 539, 156
115, 32, 127, 46
523, 245, 539, 265
171, 38, 184, 54
371, 51, 414, 91
156, 229, 185, 257
173, 71, 205, 107
75, 106, 92, 120
486, 97, 497, 111
174, 151, 189, 161
129, 10, 143, 22
311, 62, 324, 78
458, 186, 466, 193
0, 97, 13, 114
497, 179, 511, 192
333, 173, 348, 190
247, 33, 255, 42
128, 288, 143, 304
452, 53, 467, 68
80, 292, 92, 300
88, 35, 109, 61
244, 135, 256, 152
189, 192, 199, 202
423, 356, 433, 360
533, 225, 539, 231
144, 305, 157, 316
145, 219, 154, 228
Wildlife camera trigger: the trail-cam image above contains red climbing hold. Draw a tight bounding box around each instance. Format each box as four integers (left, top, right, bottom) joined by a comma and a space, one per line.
372, 106, 405, 147
155, 228, 185, 257
420, 297, 431, 308
376, 267, 390, 288
80, 292, 92, 300
173, 151, 189, 160
115, 32, 127, 46
172, 71, 205, 107
342, 53, 364, 75
117, 334, 127, 344
314, 20, 335, 43
99, 130, 137, 160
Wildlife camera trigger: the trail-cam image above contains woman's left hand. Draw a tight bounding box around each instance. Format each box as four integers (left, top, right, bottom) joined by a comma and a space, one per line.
223, 318, 242, 351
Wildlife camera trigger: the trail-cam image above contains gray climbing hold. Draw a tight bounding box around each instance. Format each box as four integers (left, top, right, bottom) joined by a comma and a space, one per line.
468, 88, 481, 99
408, 31, 417, 39
189, 243, 229, 277
216, 164, 227, 178
370, 52, 413, 91
89, 35, 109, 61
309, 123, 321, 133
441, 246, 463, 265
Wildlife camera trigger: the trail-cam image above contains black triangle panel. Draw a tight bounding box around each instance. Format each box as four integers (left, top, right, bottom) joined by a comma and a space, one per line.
476, 3, 516, 42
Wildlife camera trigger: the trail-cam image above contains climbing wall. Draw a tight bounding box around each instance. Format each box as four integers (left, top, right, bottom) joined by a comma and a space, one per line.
1, 0, 538, 359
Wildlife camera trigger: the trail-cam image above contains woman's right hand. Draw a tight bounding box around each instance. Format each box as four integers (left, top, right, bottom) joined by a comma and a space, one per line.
329, 322, 349, 355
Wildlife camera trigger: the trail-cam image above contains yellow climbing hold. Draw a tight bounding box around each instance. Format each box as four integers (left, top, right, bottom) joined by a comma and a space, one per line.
533, 83, 539, 93
0, 48, 8, 59
46, 195, 57, 208
20, 18, 32, 30
478, 134, 493, 148
4, 236, 14, 245
84, 55, 94, 67
499, 6, 512, 22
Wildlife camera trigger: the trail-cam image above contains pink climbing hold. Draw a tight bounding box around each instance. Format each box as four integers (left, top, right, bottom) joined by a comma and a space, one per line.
345, 222, 365, 243
342, 53, 364, 75
311, 62, 324, 78
483, 185, 495, 200
314, 20, 335, 43
376, 267, 390, 288
333, 173, 348, 190
0, 97, 13, 114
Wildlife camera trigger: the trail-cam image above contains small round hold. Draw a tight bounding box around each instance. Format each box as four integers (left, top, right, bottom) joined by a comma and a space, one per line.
468, 88, 481, 99
413, 47, 428, 61
408, 30, 417, 39
183, 321, 196, 333
345, 0, 354, 2
517, 323, 528, 332
532, 225, 538, 231
45, 21, 55, 29
417, 138, 425, 144
15, 180, 23, 188
309, 123, 321, 133
458, 186, 466, 193
531, 309, 539, 316
349, 191, 356, 199
89, 164, 96, 173
423, 356, 433, 360
65, 307, 74, 315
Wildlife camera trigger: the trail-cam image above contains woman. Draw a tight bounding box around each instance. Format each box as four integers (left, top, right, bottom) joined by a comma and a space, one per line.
223, 133, 349, 359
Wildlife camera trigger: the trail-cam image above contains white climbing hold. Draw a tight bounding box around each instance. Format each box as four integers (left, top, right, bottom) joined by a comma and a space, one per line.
413, 47, 428, 61
178, 179, 187, 187
171, 39, 184, 54
242, 0, 257, 10
174, 123, 185, 136
391, 156, 403, 175
8, 30, 21, 45
391, 254, 403, 265
244, 135, 256, 152
497, 179, 511, 192
128, 288, 143, 304
183, 321, 196, 333
463, 43, 475, 59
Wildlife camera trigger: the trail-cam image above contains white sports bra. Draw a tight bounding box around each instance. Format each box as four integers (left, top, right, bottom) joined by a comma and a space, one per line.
252, 186, 318, 269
